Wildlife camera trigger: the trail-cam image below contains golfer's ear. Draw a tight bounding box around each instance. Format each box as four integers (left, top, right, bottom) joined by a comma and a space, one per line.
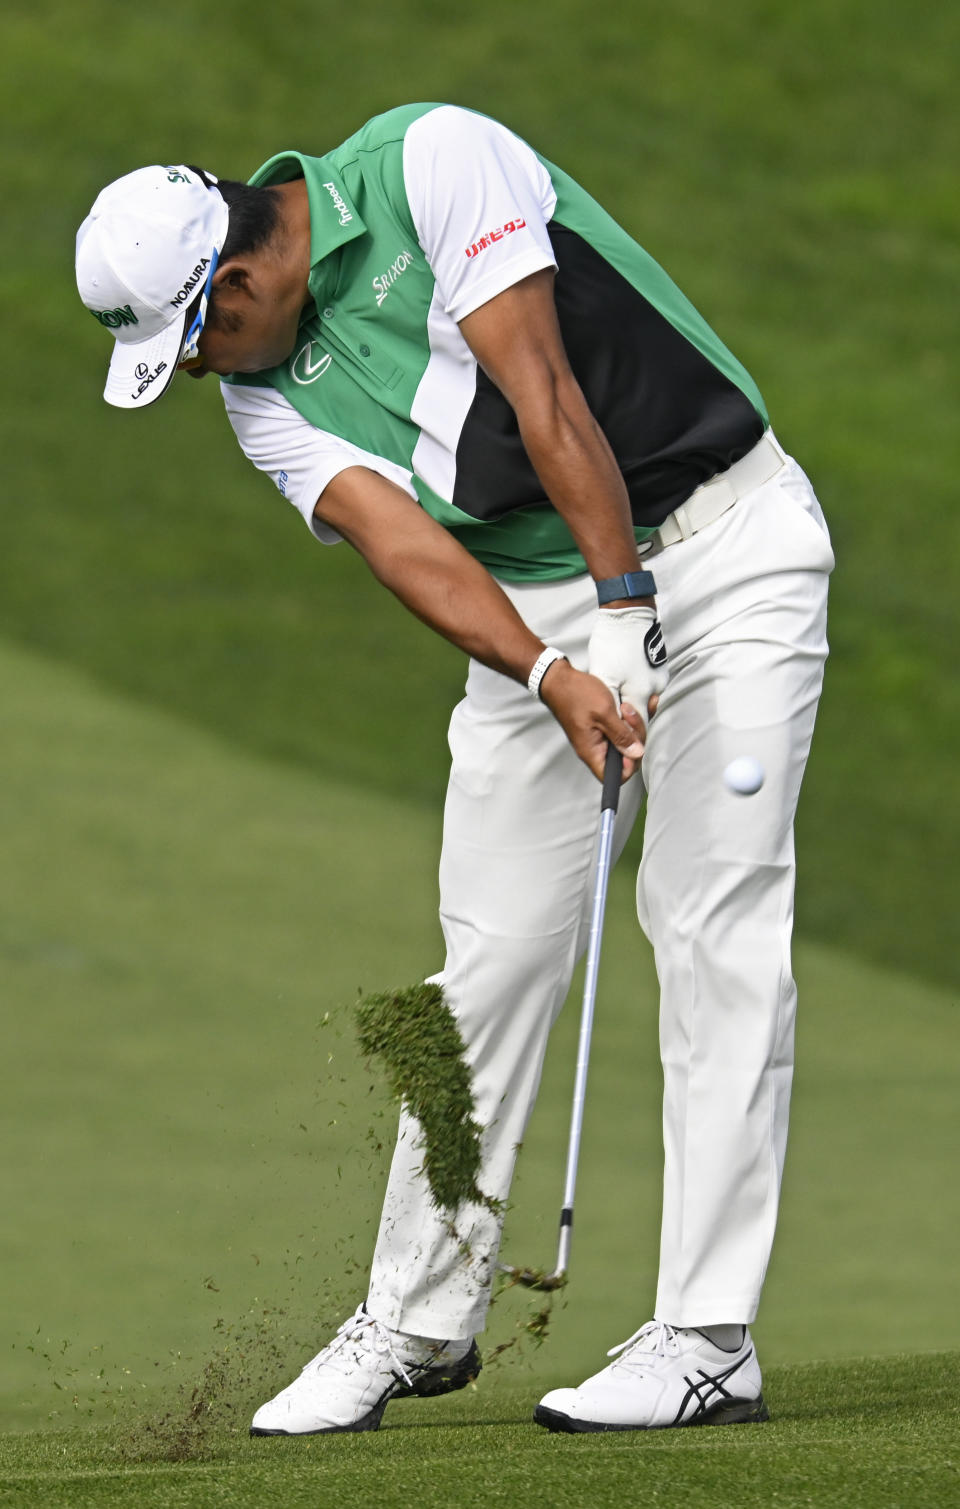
212, 261, 252, 296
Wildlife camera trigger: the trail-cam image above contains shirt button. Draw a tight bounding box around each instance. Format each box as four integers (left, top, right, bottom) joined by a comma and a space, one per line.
322, 306, 335, 319
359, 344, 370, 357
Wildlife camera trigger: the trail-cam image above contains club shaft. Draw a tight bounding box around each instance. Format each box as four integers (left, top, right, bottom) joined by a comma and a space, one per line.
553, 776, 619, 1273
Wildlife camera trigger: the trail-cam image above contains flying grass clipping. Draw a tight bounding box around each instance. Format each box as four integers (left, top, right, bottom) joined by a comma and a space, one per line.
355, 980, 562, 1358
355, 981, 499, 1214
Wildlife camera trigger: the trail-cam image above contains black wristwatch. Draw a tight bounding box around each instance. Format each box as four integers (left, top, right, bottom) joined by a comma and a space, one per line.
595, 569, 657, 605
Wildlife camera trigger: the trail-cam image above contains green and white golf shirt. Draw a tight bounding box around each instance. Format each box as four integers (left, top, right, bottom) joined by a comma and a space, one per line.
222, 104, 768, 582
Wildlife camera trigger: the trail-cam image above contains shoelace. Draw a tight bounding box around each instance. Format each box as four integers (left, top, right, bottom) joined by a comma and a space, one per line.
606, 1319, 681, 1365
304, 1306, 414, 1388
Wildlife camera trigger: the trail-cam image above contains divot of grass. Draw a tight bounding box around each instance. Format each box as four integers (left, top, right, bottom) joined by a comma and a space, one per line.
356, 983, 568, 1359
355, 982, 499, 1215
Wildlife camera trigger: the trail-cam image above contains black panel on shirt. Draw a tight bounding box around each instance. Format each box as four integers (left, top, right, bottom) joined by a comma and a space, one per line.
451, 223, 764, 528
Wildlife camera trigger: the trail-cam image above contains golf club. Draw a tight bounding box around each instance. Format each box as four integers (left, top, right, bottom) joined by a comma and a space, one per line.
501, 741, 623, 1291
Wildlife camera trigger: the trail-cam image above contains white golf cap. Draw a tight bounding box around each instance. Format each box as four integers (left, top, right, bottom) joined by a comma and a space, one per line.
76, 165, 230, 409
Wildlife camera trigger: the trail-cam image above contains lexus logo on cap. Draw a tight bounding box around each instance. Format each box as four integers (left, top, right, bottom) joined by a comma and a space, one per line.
135, 362, 149, 380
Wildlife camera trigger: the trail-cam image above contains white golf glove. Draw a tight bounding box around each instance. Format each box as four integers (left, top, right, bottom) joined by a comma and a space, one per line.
588, 604, 668, 718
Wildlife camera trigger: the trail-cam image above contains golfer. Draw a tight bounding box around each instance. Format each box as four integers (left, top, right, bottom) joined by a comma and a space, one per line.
76, 103, 833, 1434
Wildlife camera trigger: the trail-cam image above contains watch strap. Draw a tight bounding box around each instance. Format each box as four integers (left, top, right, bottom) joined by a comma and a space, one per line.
595, 569, 657, 605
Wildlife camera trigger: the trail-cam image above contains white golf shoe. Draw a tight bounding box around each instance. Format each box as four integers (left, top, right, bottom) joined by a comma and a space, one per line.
250, 1304, 480, 1435
535, 1321, 768, 1433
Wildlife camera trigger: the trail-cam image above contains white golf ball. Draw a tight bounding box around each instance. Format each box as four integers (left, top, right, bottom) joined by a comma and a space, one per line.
723, 755, 765, 796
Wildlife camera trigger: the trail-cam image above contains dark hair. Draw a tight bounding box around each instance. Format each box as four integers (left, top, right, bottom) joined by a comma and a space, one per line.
186, 167, 282, 333
215, 178, 282, 262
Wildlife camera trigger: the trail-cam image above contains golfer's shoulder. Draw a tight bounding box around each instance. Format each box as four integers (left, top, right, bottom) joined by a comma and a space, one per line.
332, 103, 450, 164
336, 103, 521, 168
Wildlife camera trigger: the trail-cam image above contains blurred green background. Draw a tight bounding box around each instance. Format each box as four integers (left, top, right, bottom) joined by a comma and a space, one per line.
2, 0, 957, 1436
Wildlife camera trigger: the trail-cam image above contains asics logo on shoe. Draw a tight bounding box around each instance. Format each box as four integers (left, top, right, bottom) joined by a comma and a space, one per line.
671, 1355, 749, 1426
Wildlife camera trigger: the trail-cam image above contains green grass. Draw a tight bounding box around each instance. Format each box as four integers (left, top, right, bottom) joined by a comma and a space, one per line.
1, 1355, 958, 1508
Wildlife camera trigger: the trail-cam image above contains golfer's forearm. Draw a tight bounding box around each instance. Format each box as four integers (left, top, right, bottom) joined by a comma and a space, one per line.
512, 371, 643, 584
458, 271, 643, 593
314, 469, 544, 682
374, 548, 544, 680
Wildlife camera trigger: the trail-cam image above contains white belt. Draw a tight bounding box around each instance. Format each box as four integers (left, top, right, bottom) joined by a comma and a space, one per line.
643, 431, 787, 553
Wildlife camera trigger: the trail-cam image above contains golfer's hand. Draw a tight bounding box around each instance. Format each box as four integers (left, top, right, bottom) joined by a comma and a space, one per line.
539, 659, 646, 782
587, 604, 668, 726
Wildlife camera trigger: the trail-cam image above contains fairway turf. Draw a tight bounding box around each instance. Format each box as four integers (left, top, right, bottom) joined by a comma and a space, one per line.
1, 1355, 958, 1509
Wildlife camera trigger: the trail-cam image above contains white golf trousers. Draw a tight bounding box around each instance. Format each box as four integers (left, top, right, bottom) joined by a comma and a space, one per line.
366, 443, 833, 1339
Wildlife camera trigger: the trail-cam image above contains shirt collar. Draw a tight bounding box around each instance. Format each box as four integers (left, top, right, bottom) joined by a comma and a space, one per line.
247, 151, 366, 303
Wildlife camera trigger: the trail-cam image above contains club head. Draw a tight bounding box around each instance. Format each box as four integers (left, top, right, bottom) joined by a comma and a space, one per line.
498, 1263, 568, 1293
